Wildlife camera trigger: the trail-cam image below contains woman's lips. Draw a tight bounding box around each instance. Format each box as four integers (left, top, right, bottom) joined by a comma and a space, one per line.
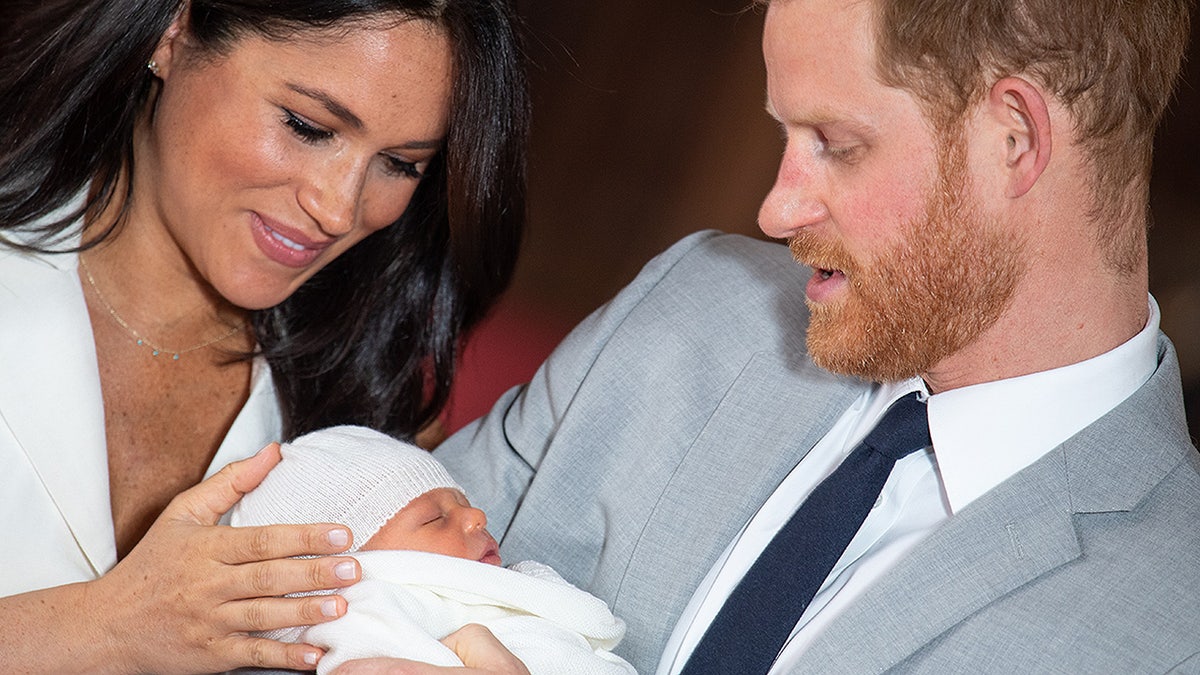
251, 212, 332, 268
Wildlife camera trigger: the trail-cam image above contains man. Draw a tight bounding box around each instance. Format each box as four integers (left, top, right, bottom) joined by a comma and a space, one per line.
438, 0, 1200, 672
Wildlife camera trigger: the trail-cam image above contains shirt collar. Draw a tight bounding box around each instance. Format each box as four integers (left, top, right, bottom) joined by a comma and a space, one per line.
926, 296, 1161, 513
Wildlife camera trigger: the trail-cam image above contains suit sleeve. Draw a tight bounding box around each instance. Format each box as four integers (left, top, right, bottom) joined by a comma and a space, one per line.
435, 230, 726, 536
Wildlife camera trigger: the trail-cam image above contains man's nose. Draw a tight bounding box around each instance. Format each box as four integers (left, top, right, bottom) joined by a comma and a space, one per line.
758, 152, 828, 239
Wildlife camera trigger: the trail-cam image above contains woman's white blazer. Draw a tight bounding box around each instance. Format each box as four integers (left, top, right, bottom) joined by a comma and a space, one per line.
0, 231, 281, 598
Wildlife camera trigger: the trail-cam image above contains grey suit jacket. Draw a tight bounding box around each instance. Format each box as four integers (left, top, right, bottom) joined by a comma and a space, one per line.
437, 231, 1200, 674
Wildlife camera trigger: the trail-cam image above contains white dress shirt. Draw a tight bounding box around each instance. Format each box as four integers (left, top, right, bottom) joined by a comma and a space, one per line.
657, 298, 1161, 674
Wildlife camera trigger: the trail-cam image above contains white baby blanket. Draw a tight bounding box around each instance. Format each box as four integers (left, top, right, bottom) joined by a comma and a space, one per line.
269, 550, 636, 674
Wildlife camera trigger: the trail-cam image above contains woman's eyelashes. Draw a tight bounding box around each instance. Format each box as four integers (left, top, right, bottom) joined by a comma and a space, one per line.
383, 154, 423, 180
282, 108, 425, 179
282, 109, 332, 143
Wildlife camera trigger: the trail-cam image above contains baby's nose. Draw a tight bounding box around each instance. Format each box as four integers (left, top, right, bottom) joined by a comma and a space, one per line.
461, 506, 488, 531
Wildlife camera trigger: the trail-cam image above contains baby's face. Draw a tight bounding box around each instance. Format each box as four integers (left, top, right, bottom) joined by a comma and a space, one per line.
361, 488, 502, 565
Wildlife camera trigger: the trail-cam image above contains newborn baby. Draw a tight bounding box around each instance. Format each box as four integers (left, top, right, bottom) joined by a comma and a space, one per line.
230, 425, 634, 675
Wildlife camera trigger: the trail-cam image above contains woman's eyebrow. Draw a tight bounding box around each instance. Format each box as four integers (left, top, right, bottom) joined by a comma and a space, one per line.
287, 83, 364, 130
286, 82, 444, 151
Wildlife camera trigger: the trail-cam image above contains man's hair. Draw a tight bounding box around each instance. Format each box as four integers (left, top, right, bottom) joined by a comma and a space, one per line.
870, 0, 1193, 273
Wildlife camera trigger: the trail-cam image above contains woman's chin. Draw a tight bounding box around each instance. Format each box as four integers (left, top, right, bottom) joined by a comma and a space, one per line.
215, 277, 303, 312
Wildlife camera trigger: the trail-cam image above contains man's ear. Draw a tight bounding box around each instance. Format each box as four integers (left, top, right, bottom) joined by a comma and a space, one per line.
986, 76, 1052, 198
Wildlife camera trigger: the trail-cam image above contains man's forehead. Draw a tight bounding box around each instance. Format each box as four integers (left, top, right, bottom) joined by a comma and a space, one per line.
762, 0, 899, 125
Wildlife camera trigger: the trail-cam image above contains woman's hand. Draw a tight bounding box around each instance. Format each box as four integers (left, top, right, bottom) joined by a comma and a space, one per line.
1, 443, 361, 674
331, 624, 531, 675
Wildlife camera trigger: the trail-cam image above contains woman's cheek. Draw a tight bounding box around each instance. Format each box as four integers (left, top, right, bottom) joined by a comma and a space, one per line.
361, 182, 419, 232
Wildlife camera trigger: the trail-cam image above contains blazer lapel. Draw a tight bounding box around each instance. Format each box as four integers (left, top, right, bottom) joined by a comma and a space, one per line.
794, 334, 1191, 674
612, 350, 863, 668
0, 246, 116, 577
795, 449, 1081, 674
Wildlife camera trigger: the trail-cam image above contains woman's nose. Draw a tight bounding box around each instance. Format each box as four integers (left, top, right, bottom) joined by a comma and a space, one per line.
297, 158, 365, 237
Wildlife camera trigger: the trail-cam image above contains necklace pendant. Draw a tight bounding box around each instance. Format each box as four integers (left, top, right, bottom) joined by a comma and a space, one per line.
80, 257, 243, 363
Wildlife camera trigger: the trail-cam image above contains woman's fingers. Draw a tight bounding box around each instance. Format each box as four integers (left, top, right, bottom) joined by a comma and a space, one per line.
79, 448, 364, 673
214, 522, 355, 564
169, 443, 283, 525
222, 635, 324, 672
226, 554, 361, 598
217, 594, 348, 632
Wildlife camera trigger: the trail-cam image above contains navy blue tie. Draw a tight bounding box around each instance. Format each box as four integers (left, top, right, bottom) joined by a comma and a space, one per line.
680, 392, 931, 675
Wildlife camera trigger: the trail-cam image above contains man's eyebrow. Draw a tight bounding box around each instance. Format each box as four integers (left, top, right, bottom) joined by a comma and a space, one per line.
764, 97, 876, 136
287, 83, 364, 130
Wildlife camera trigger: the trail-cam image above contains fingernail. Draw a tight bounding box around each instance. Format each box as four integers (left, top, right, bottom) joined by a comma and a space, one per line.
335, 561, 357, 580
304, 650, 319, 666
327, 528, 349, 548
321, 598, 339, 617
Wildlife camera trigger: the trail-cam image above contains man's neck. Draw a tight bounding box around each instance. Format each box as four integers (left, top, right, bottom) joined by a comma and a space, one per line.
921, 266, 1149, 394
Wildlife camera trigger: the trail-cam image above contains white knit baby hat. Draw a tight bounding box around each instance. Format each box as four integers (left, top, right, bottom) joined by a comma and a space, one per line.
230, 425, 463, 553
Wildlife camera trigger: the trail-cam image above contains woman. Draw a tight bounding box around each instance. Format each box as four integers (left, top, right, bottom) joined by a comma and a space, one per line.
0, 0, 527, 671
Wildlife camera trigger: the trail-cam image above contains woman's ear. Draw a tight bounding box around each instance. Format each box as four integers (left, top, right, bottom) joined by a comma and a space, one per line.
986, 76, 1052, 198
149, 8, 189, 81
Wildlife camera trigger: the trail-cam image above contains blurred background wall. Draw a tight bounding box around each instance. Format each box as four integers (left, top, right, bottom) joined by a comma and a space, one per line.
446, 2, 1200, 441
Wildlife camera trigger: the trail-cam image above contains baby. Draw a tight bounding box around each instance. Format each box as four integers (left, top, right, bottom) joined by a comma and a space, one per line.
230, 425, 634, 675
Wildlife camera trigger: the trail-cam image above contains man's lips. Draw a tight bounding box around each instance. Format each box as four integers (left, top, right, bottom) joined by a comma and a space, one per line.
806, 266, 848, 303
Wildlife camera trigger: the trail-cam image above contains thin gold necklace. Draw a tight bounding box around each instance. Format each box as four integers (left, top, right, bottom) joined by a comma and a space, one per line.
78, 256, 244, 361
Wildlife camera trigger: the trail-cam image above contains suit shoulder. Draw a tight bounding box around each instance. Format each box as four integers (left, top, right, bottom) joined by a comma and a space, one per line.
651, 230, 806, 291
609, 230, 816, 355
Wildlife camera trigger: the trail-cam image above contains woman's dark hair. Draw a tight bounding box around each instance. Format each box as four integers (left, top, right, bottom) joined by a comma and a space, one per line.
0, 0, 528, 441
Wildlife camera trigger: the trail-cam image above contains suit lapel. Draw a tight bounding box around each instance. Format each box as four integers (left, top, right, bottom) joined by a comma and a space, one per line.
796, 447, 1081, 673
612, 350, 863, 667
794, 335, 1192, 674
0, 245, 116, 577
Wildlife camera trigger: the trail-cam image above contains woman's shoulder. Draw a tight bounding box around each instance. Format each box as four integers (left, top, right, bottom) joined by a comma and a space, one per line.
0, 190, 87, 271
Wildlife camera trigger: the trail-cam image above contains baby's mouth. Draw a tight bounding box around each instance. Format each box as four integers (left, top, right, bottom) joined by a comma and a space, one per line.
479, 544, 503, 566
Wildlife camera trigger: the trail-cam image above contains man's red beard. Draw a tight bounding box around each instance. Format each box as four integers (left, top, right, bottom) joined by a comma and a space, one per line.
789, 143, 1025, 382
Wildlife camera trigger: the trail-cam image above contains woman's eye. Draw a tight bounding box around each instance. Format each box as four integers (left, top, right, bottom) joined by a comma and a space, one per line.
384, 155, 424, 180
283, 109, 333, 144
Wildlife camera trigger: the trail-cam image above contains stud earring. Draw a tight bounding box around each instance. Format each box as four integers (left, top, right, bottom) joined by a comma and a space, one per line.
147, 60, 160, 77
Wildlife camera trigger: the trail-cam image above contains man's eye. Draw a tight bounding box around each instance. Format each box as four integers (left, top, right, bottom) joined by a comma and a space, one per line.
827, 145, 859, 161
